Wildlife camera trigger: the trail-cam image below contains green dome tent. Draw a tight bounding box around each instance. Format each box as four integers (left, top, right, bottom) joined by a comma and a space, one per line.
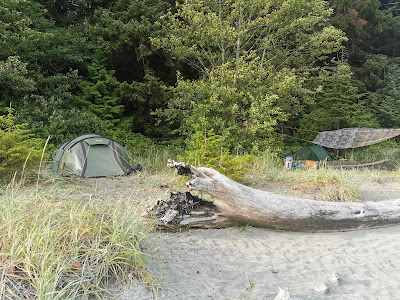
292, 145, 333, 161
51, 134, 133, 178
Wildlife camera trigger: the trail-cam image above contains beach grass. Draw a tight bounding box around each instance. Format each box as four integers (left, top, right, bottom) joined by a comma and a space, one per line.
245, 155, 374, 202
0, 177, 154, 299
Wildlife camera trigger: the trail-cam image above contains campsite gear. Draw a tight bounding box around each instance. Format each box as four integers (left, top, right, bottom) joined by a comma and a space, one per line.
305, 160, 318, 169
131, 164, 142, 173
285, 156, 293, 170
51, 134, 133, 177
313, 128, 400, 149
292, 145, 333, 161
292, 161, 301, 168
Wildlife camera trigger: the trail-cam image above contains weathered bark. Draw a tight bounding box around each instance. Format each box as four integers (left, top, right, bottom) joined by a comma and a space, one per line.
158, 160, 400, 232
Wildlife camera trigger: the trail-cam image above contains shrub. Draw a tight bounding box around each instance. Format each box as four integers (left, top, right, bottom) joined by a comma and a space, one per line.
44, 109, 110, 146
343, 140, 400, 169
110, 130, 182, 172
111, 130, 157, 156
0, 106, 44, 179
179, 129, 253, 182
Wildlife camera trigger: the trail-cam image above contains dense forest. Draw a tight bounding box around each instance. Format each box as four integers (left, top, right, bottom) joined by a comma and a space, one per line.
1, 0, 399, 156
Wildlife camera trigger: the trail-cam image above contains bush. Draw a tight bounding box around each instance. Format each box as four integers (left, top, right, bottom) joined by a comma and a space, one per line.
0, 106, 44, 179
44, 109, 110, 146
343, 140, 400, 169
179, 129, 253, 182
110, 130, 182, 172
111, 130, 157, 156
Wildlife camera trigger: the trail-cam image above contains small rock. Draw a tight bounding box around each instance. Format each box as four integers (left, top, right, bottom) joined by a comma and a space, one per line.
328, 272, 341, 286
274, 288, 294, 300
270, 268, 279, 273
314, 283, 331, 295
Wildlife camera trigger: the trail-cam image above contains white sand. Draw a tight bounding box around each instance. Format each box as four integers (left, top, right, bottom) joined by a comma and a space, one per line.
115, 225, 400, 299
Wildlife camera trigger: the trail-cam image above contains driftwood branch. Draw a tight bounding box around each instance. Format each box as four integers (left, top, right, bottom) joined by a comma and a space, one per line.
328, 159, 389, 169
150, 160, 400, 232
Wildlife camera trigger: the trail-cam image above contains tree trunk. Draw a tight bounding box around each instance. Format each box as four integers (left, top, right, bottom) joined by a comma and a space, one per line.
154, 160, 400, 232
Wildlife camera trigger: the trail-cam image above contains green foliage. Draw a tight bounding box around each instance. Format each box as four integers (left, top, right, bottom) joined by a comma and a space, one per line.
344, 140, 400, 165
109, 128, 182, 172
299, 63, 378, 138
0, 106, 44, 178
329, 0, 400, 62
110, 130, 157, 156
1, 0, 399, 162
170, 65, 285, 152
36, 0, 115, 26
367, 57, 400, 127
328, 0, 400, 128
78, 60, 124, 125
179, 126, 253, 182
0, 0, 98, 143
87, 0, 177, 139
0, 56, 35, 91
44, 110, 110, 146
15, 71, 109, 145
156, 0, 349, 152
246, 280, 255, 292
120, 72, 174, 138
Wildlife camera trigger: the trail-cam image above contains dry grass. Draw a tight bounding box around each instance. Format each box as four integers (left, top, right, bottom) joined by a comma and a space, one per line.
0, 174, 156, 299
244, 156, 396, 202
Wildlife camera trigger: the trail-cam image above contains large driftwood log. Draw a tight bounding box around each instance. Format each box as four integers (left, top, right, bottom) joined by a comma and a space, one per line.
156, 160, 400, 232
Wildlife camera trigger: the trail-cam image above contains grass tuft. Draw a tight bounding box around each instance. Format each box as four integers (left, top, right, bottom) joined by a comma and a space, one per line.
246, 155, 361, 202
0, 180, 154, 299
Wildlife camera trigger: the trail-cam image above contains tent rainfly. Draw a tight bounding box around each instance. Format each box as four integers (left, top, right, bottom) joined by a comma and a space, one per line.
292, 145, 333, 161
51, 134, 133, 178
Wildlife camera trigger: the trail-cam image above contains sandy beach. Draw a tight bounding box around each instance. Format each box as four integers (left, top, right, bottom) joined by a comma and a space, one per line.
81, 173, 400, 299
115, 224, 400, 299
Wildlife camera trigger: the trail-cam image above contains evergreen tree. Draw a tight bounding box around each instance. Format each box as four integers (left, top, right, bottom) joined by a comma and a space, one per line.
0, 0, 106, 143
88, 0, 177, 138
300, 63, 378, 136
78, 60, 124, 125
367, 57, 400, 127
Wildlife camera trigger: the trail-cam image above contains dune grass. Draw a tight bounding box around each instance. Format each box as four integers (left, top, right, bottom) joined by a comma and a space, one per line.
0, 177, 154, 299
246, 155, 368, 202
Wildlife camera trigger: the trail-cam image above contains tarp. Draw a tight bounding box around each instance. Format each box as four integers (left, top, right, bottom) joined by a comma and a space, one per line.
292, 145, 333, 161
312, 128, 400, 149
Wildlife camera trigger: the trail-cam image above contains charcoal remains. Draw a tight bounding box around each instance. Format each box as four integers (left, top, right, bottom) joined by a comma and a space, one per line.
150, 192, 224, 228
